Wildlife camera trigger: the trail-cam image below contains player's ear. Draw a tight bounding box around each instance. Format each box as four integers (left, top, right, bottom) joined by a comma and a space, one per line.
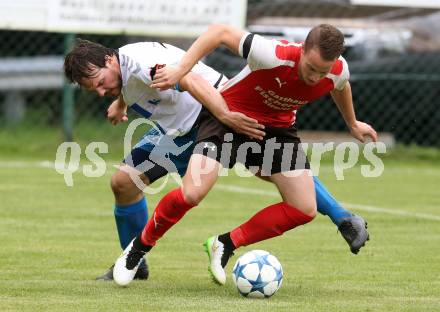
105, 54, 113, 66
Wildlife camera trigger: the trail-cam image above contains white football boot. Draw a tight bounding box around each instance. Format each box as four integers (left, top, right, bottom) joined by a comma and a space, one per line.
203, 236, 234, 285
113, 238, 146, 286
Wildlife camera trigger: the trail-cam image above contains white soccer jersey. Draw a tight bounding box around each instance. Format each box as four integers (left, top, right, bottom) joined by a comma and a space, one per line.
119, 42, 224, 136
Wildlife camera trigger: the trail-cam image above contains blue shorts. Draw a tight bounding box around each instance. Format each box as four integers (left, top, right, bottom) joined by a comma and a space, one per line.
123, 126, 197, 183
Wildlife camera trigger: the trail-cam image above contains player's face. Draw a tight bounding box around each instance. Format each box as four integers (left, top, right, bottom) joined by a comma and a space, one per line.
81, 56, 122, 97
298, 47, 336, 86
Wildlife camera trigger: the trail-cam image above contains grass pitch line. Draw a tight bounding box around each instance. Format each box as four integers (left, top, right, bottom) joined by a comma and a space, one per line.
1, 160, 440, 175
1, 160, 438, 221
215, 184, 440, 222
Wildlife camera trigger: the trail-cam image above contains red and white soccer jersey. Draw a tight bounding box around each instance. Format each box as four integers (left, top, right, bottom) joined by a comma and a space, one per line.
219, 33, 350, 128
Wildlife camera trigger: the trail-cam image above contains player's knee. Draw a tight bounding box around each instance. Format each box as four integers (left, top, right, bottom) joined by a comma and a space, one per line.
110, 171, 138, 197
181, 186, 205, 206
286, 199, 317, 219
302, 201, 317, 219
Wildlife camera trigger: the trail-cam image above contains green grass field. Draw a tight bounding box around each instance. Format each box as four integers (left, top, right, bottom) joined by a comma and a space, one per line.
0, 153, 439, 311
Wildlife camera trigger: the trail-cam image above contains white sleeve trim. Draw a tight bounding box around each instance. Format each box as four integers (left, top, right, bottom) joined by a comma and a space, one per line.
238, 32, 251, 58
336, 57, 350, 91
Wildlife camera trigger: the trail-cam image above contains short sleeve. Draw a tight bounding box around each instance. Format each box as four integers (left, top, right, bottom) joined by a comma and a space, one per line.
333, 56, 350, 91
238, 33, 300, 71
120, 42, 183, 86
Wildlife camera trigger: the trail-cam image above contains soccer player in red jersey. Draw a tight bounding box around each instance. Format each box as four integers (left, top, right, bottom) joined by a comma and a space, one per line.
113, 24, 377, 286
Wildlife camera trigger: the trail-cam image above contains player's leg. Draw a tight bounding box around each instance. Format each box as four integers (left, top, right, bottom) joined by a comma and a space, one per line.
314, 177, 369, 254
96, 164, 152, 281
141, 153, 221, 246
98, 126, 196, 281
96, 152, 161, 281
206, 170, 316, 285
256, 172, 369, 254
111, 165, 150, 250
233, 169, 317, 246
313, 176, 350, 224
255, 172, 352, 224
111, 125, 197, 251
113, 152, 222, 286
96, 126, 168, 281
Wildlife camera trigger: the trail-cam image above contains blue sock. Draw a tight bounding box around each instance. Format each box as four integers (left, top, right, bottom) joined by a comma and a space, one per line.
314, 176, 352, 227
114, 197, 148, 249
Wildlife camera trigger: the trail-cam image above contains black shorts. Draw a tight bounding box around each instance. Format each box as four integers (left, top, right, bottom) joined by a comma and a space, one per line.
193, 108, 310, 175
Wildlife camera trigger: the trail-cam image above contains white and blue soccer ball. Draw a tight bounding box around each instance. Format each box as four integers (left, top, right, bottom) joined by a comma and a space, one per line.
232, 250, 283, 298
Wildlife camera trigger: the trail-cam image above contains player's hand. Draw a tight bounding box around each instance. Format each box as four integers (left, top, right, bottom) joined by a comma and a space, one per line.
107, 99, 128, 125
349, 121, 377, 143
222, 112, 266, 140
151, 65, 186, 91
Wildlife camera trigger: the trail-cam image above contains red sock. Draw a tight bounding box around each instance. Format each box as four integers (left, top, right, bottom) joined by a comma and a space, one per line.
230, 202, 314, 248
141, 188, 195, 246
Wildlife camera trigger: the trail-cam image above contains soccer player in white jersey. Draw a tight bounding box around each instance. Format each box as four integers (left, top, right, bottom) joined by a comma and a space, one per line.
113, 24, 377, 286
64, 39, 262, 281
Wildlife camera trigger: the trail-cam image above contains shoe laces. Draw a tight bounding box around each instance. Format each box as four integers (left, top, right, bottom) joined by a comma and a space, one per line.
126, 248, 145, 270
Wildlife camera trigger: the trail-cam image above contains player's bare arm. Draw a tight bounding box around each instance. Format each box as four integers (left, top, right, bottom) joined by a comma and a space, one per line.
179, 72, 265, 140
330, 82, 377, 142
107, 94, 128, 125
151, 24, 245, 90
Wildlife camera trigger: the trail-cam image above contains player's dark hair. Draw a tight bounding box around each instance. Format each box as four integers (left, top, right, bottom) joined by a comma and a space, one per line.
64, 38, 117, 84
304, 24, 345, 61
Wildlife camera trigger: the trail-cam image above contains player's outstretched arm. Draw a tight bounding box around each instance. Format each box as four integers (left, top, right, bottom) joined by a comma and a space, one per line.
330, 82, 377, 142
151, 24, 245, 90
179, 72, 265, 140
